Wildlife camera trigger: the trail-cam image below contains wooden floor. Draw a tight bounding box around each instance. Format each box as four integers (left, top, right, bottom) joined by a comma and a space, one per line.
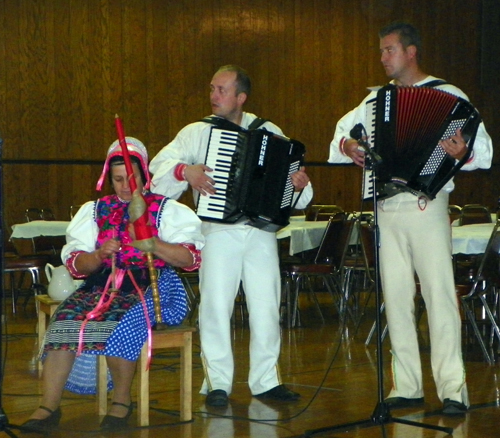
1, 290, 499, 438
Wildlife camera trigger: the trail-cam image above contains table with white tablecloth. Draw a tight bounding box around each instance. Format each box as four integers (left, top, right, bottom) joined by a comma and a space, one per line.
10, 220, 70, 239
276, 220, 328, 255
277, 219, 496, 257
12, 218, 491, 257
10, 220, 70, 257
451, 222, 495, 255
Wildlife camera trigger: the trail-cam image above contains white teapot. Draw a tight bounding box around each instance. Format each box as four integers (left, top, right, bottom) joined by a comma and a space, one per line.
45, 263, 78, 300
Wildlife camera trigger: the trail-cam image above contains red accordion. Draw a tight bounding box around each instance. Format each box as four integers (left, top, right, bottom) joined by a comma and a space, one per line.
367, 84, 481, 200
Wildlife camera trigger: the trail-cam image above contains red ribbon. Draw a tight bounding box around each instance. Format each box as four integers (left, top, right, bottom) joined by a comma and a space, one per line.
114, 115, 137, 192
112, 116, 155, 367
114, 115, 153, 241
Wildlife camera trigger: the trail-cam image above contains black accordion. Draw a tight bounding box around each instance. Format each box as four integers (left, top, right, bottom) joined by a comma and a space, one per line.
196, 125, 305, 232
364, 84, 481, 200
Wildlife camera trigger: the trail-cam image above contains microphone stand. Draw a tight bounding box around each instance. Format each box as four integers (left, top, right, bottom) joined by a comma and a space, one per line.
304, 126, 453, 437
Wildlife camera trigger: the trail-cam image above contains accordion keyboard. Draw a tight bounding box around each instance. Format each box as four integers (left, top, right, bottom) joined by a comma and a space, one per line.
197, 128, 244, 219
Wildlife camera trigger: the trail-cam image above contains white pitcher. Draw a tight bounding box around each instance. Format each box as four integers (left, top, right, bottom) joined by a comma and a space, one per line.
45, 263, 77, 300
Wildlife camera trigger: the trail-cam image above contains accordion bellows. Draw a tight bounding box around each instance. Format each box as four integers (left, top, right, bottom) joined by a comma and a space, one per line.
369, 84, 481, 200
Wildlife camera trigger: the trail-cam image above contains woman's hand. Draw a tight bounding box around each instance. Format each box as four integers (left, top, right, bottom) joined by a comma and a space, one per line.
96, 238, 121, 260
72, 238, 121, 276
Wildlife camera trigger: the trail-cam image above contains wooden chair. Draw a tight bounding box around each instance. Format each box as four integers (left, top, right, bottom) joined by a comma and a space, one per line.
34, 295, 62, 375
34, 293, 196, 425
97, 325, 196, 426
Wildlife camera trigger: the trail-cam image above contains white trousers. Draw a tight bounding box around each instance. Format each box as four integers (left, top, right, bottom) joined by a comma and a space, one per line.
199, 226, 282, 395
378, 191, 468, 405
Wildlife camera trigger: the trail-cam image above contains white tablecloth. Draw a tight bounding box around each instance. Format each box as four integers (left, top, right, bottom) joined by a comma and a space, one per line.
277, 220, 327, 255
11, 220, 70, 239
277, 220, 496, 256
451, 223, 495, 255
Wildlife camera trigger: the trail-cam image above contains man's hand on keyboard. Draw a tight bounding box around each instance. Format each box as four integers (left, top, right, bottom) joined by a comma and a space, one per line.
185, 164, 216, 196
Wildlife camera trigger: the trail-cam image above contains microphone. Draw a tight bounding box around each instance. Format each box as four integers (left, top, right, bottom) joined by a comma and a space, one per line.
350, 123, 365, 142
349, 123, 383, 165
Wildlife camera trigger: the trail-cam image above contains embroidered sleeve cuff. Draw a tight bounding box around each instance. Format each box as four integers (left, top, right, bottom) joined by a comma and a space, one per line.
174, 163, 188, 181
178, 243, 202, 271
66, 251, 89, 279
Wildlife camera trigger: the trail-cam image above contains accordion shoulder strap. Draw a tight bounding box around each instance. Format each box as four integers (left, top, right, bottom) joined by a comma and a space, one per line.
200, 116, 269, 131
200, 116, 245, 132
419, 79, 448, 88
248, 117, 269, 130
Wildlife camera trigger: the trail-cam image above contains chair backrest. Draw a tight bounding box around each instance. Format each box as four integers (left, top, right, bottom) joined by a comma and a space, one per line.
3, 232, 19, 257
69, 204, 83, 219
25, 207, 43, 222
315, 211, 346, 221
466, 222, 500, 297
306, 204, 344, 221
358, 222, 376, 270
448, 204, 462, 224
476, 223, 500, 284
459, 204, 492, 226
314, 217, 355, 269
41, 208, 56, 221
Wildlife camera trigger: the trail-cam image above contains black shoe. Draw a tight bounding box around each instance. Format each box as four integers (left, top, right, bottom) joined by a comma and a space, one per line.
100, 402, 133, 431
206, 389, 229, 407
442, 398, 468, 415
385, 396, 425, 409
20, 405, 62, 433
255, 384, 300, 401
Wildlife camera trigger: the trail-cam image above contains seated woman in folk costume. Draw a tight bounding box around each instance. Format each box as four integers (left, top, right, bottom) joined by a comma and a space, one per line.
21, 137, 204, 433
